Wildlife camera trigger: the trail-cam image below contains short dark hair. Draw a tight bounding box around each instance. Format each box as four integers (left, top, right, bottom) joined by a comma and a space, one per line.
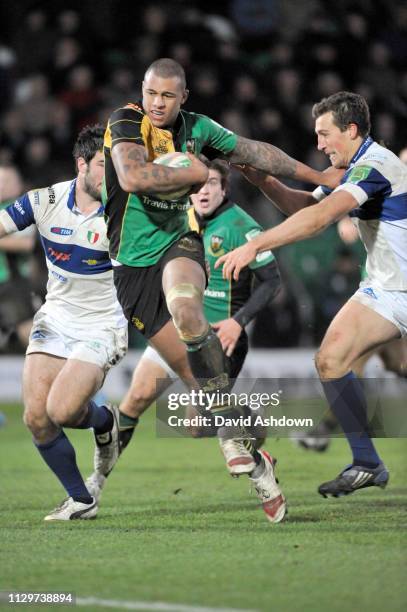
312, 91, 371, 137
145, 58, 186, 90
203, 158, 230, 193
72, 124, 104, 168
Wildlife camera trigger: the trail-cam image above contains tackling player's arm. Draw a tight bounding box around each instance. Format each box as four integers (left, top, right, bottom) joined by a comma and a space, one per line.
111, 143, 208, 195
0, 220, 10, 240
215, 190, 357, 280
236, 166, 316, 215
236, 165, 345, 216
0, 226, 35, 252
226, 136, 343, 189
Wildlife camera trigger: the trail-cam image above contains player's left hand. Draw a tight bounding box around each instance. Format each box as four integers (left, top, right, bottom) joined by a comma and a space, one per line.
215, 242, 257, 281
320, 166, 346, 189
212, 318, 243, 357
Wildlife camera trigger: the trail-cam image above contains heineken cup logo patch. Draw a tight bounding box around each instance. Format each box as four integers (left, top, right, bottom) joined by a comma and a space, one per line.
347, 165, 372, 184
87, 231, 99, 244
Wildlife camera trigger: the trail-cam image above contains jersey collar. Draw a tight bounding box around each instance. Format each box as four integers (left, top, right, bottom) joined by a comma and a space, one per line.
67, 179, 77, 211
349, 136, 374, 166
193, 198, 234, 230
67, 178, 104, 216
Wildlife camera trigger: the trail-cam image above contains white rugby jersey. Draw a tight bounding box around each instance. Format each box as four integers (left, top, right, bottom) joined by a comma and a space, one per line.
313, 137, 407, 290
0, 179, 126, 328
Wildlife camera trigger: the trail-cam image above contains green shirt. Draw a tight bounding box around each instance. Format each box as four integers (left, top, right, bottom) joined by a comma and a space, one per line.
189, 202, 275, 323
103, 103, 237, 267
0, 201, 30, 284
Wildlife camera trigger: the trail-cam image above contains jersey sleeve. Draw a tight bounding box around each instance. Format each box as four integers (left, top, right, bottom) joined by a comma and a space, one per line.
0, 192, 36, 233
105, 105, 144, 150
312, 185, 333, 201
334, 161, 392, 206
197, 114, 238, 155
232, 212, 275, 270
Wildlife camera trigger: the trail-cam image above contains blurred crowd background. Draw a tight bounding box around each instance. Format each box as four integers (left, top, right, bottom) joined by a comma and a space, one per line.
0, 0, 406, 352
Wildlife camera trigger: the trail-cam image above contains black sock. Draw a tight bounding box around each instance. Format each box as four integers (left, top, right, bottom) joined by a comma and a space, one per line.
186, 328, 231, 394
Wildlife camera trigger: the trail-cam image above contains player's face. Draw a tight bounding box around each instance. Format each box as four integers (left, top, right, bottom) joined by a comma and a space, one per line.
83, 150, 104, 201
191, 169, 225, 217
315, 112, 359, 168
142, 72, 188, 128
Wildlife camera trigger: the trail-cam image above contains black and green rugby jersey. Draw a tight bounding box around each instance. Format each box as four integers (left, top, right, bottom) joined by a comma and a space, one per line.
188, 201, 275, 323
103, 102, 237, 266
0, 200, 30, 283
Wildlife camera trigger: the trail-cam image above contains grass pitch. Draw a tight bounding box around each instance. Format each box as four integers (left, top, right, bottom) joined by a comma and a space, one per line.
0, 403, 406, 612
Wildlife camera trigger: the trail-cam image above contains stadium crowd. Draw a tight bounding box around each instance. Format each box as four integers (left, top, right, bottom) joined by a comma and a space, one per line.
0, 0, 406, 350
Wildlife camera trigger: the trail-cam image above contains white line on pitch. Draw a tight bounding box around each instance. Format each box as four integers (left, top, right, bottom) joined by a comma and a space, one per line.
76, 596, 258, 612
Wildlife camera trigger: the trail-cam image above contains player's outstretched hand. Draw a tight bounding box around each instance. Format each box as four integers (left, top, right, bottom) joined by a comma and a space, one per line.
212, 318, 243, 357
320, 166, 346, 189
215, 242, 258, 281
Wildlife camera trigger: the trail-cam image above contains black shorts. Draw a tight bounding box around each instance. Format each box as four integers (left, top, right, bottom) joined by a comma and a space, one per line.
0, 278, 36, 329
114, 231, 206, 339
227, 330, 249, 380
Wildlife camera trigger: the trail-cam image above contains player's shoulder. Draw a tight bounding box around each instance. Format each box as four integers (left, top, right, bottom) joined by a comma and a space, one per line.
28, 180, 72, 206
109, 102, 144, 124
348, 141, 406, 187
228, 203, 261, 228
181, 109, 224, 130
355, 141, 402, 172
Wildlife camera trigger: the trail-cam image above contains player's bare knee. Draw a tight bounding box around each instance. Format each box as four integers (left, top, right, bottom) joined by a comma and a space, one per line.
315, 348, 338, 378
171, 300, 207, 341
23, 405, 54, 439
46, 400, 77, 428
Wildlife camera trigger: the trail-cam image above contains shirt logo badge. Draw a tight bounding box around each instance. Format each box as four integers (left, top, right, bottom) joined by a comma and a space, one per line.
209, 235, 225, 257
186, 139, 196, 154
51, 227, 73, 236
347, 165, 372, 184
131, 316, 145, 332
361, 287, 378, 299
87, 231, 100, 244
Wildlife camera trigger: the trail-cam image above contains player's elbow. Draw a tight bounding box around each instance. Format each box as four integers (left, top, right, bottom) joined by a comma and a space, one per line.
117, 174, 138, 193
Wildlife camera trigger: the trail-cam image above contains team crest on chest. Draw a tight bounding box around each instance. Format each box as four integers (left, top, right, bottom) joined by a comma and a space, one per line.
186, 139, 196, 154
209, 234, 225, 257
154, 138, 171, 155
87, 231, 99, 244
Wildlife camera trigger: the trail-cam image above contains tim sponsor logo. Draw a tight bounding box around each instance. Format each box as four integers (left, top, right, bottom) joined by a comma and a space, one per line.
51, 227, 73, 236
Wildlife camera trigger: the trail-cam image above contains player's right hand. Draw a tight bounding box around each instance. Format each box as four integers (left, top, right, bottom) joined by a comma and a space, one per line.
185, 153, 209, 185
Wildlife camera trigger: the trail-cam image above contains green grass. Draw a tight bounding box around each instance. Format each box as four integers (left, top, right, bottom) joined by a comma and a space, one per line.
0, 403, 406, 612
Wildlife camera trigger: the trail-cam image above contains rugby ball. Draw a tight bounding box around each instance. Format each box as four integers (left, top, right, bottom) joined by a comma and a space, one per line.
153, 152, 192, 200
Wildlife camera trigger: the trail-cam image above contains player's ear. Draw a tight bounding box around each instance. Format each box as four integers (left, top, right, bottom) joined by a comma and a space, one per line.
182, 89, 189, 104
348, 123, 359, 140
76, 156, 87, 175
